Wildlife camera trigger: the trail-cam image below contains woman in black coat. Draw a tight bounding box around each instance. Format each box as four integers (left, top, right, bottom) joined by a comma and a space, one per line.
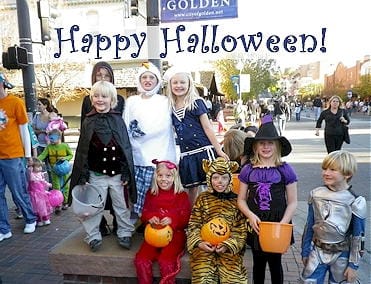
315, 95, 350, 153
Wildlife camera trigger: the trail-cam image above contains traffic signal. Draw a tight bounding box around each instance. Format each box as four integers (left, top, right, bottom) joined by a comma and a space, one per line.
37, 0, 58, 44
2, 46, 28, 70
131, 0, 139, 16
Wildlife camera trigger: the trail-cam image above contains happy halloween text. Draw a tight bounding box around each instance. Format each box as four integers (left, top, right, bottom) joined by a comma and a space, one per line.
53, 24, 327, 59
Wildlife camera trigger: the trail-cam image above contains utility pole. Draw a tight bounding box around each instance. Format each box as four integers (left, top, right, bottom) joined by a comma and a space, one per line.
16, 0, 37, 113
146, 0, 160, 70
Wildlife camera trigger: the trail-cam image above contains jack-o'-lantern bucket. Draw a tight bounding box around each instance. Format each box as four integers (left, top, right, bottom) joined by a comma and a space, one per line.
259, 222, 293, 253
231, 174, 240, 194
201, 217, 231, 245
144, 224, 173, 248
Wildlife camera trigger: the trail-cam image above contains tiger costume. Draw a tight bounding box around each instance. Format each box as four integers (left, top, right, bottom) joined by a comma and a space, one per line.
187, 157, 248, 283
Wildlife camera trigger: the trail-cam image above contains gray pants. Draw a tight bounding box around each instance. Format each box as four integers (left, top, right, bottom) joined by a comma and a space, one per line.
82, 172, 134, 243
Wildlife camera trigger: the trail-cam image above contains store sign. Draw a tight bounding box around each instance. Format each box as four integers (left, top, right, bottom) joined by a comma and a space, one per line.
161, 0, 238, 23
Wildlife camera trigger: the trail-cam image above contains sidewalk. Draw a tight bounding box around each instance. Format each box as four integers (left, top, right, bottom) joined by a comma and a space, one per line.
0, 114, 370, 283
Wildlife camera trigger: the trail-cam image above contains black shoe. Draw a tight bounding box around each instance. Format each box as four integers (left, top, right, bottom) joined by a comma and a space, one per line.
118, 237, 131, 249
89, 239, 102, 252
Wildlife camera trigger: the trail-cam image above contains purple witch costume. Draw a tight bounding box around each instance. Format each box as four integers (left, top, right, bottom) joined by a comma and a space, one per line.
239, 114, 297, 250
239, 163, 297, 249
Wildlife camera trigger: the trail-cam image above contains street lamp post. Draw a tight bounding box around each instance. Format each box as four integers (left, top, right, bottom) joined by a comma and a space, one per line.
147, 0, 160, 70
236, 61, 244, 101
16, 0, 37, 113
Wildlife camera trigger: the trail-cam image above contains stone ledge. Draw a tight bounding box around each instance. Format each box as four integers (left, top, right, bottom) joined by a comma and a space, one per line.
49, 227, 253, 282
48, 227, 191, 279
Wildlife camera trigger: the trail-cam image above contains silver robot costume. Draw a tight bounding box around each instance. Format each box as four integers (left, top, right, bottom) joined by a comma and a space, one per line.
300, 186, 367, 284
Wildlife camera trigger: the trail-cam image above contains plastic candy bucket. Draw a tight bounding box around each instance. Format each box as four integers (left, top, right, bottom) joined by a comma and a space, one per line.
259, 222, 293, 253
53, 160, 71, 176
49, 189, 64, 207
71, 184, 104, 218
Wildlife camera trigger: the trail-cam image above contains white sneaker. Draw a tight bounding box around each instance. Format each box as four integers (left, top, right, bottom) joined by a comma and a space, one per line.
24, 222, 37, 234
44, 220, 51, 226
0, 231, 12, 242
37, 222, 44, 227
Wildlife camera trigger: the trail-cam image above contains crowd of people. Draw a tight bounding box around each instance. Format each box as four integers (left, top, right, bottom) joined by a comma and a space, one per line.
0, 66, 367, 284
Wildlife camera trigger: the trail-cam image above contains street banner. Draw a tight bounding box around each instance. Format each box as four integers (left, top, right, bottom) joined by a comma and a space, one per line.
161, 0, 238, 23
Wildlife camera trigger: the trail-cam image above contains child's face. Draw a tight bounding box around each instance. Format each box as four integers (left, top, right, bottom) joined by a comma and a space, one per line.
92, 92, 111, 113
255, 140, 276, 159
170, 73, 189, 98
33, 165, 42, 173
140, 71, 158, 91
49, 133, 61, 144
156, 167, 174, 191
211, 173, 230, 193
322, 167, 349, 191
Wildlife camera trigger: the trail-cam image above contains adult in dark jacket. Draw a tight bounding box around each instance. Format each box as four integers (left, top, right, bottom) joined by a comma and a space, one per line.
315, 95, 350, 153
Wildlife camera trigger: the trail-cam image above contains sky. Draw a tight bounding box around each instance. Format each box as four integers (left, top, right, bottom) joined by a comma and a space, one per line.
159, 0, 370, 71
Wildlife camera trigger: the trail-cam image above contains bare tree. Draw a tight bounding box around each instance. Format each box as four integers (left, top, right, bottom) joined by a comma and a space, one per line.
35, 45, 88, 107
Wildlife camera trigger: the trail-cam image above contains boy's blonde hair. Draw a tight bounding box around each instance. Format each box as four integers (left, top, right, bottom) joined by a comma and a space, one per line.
166, 72, 201, 111
250, 140, 283, 166
150, 163, 184, 195
90, 81, 118, 109
322, 150, 357, 181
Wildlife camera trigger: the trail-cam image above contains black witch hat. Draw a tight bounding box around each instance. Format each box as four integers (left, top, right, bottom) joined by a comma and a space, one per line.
244, 115, 292, 157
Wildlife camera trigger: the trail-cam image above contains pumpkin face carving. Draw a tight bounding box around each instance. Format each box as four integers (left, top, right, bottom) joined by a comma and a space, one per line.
200, 217, 231, 245
144, 224, 173, 247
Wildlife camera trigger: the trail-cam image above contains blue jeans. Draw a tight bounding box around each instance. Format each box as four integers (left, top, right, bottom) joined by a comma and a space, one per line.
0, 158, 36, 234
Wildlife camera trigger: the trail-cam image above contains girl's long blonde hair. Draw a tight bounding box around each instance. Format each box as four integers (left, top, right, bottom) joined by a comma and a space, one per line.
150, 163, 184, 195
166, 72, 201, 111
250, 140, 283, 166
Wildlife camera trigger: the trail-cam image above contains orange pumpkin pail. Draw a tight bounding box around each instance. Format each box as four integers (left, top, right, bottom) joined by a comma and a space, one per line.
144, 224, 173, 248
200, 217, 231, 245
258, 222, 293, 253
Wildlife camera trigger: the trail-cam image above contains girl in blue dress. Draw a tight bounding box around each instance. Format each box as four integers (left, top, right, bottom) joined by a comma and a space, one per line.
164, 67, 229, 204
237, 114, 298, 284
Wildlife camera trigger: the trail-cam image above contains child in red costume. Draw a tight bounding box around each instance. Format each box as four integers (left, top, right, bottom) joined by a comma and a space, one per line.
134, 159, 191, 284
